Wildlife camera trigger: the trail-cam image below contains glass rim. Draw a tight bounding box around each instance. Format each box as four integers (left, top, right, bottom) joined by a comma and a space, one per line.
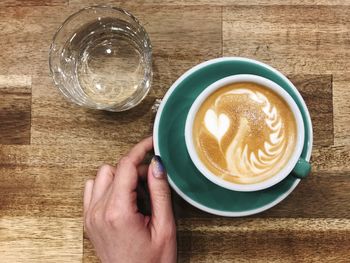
50, 5, 147, 50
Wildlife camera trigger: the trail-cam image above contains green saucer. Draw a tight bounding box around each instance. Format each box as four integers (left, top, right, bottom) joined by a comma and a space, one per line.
153, 57, 313, 216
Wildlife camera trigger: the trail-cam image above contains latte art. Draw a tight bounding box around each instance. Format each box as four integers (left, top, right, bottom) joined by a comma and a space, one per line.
193, 82, 297, 184
221, 89, 285, 179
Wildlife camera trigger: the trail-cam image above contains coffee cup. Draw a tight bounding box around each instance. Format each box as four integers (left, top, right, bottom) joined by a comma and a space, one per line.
185, 74, 311, 192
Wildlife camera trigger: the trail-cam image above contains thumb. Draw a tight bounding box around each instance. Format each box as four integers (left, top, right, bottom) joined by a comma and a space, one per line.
148, 156, 175, 233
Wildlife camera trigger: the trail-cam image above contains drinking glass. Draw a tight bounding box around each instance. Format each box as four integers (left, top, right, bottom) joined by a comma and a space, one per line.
49, 6, 152, 111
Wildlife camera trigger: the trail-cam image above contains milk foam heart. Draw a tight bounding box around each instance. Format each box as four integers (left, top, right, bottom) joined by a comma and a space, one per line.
204, 110, 230, 142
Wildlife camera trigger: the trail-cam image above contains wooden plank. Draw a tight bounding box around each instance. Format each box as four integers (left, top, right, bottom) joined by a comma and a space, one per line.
0, 0, 67, 7
176, 217, 350, 232
69, 0, 350, 6
0, 145, 129, 169
0, 75, 31, 145
31, 76, 155, 146
0, 168, 85, 218
0, 145, 348, 218
333, 74, 350, 146
260, 171, 350, 218
0, 144, 119, 217
0, 6, 81, 75
223, 5, 350, 75
84, 218, 350, 262
288, 74, 333, 146
176, 218, 350, 262
0, 216, 82, 263
311, 145, 350, 172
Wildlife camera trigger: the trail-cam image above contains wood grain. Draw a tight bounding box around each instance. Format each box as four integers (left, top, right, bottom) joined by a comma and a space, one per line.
31, 76, 155, 146
333, 74, 350, 146
311, 145, 350, 172
289, 74, 333, 146
0, 216, 82, 263
83, 218, 350, 262
0, 6, 81, 75
223, 6, 350, 75
176, 218, 350, 263
0, 0, 67, 7
0, 144, 118, 217
1, 144, 348, 219
0, 75, 31, 145
69, 0, 350, 6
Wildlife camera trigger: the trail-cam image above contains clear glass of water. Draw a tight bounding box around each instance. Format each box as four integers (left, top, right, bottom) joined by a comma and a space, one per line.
49, 6, 152, 111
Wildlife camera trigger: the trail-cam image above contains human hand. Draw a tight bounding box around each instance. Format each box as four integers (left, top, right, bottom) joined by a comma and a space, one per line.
83, 137, 177, 263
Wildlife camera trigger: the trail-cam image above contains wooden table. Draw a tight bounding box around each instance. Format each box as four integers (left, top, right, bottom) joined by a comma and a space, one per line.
1, 1, 349, 262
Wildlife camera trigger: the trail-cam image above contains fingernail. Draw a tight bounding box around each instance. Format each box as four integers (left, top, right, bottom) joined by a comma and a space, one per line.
151, 155, 166, 179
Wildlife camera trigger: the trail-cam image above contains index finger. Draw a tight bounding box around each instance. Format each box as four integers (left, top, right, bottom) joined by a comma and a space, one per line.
125, 136, 153, 166
111, 137, 153, 209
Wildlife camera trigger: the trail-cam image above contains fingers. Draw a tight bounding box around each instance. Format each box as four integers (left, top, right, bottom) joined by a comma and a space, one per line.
87, 137, 153, 216
112, 137, 153, 201
91, 164, 115, 205
83, 179, 94, 217
114, 156, 139, 192
147, 156, 175, 233
125, 137, 153, 166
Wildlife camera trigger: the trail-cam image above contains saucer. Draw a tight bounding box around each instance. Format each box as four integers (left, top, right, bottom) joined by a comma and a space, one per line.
153, 57, 313, 216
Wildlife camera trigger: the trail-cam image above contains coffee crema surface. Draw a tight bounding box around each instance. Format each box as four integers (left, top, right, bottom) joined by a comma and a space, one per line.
193, 82, 297, 184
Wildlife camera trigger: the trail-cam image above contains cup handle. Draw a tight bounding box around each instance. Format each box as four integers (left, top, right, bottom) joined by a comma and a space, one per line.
292, 158, 311, 179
